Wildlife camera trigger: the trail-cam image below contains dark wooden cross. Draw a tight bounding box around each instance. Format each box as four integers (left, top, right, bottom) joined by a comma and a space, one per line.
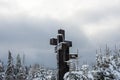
50, 29, 72, 80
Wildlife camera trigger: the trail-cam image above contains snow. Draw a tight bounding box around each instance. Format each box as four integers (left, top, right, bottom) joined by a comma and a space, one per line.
64, 47, 120, 80
1, 47, 120, 80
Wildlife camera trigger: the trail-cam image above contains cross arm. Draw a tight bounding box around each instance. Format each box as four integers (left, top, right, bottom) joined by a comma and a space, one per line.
50, 38, 57, 45
65, 41, 72, 47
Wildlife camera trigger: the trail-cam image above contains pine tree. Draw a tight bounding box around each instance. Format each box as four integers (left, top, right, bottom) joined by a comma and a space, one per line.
5, 51, 15, 80
15, 54, 27, 80
15, 54, 21, 74
0, 60, 4, 80
0, 60, 4, 72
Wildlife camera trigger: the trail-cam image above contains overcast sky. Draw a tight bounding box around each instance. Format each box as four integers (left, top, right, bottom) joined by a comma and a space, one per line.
0, 0, 120, 68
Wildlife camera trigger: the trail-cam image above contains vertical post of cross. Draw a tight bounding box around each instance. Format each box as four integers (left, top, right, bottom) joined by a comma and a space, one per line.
50, 29, 72, 80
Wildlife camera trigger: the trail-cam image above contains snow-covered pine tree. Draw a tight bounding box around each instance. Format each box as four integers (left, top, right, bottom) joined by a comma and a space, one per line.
113, 45, 120, 67
15, 54, 27, 80
0, 60, 4, 80
92, 46, 120, 80
0, 60, 4, 72
5, 51, 15, 80
15, 54, 21, 75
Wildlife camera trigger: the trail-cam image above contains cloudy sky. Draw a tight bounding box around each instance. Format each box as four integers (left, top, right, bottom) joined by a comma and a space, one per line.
0, 0, 120, 68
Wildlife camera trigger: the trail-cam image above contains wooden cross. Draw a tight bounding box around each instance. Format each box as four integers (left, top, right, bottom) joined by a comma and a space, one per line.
50, 29, 72, 80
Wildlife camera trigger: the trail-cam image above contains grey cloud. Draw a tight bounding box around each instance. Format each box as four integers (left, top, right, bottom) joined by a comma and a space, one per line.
69, 2, 120, 26
0, 17, 90, 68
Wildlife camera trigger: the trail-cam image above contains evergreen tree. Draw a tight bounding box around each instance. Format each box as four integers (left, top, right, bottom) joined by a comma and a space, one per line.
15, 54, 27, 80
5, 51, 15, 80
15, 54, 21, 75
0, 60, 4, 72
0, 60, 4, 80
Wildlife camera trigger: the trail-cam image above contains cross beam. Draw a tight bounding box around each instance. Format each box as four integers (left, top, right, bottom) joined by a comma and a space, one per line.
50, 38, 57, 45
